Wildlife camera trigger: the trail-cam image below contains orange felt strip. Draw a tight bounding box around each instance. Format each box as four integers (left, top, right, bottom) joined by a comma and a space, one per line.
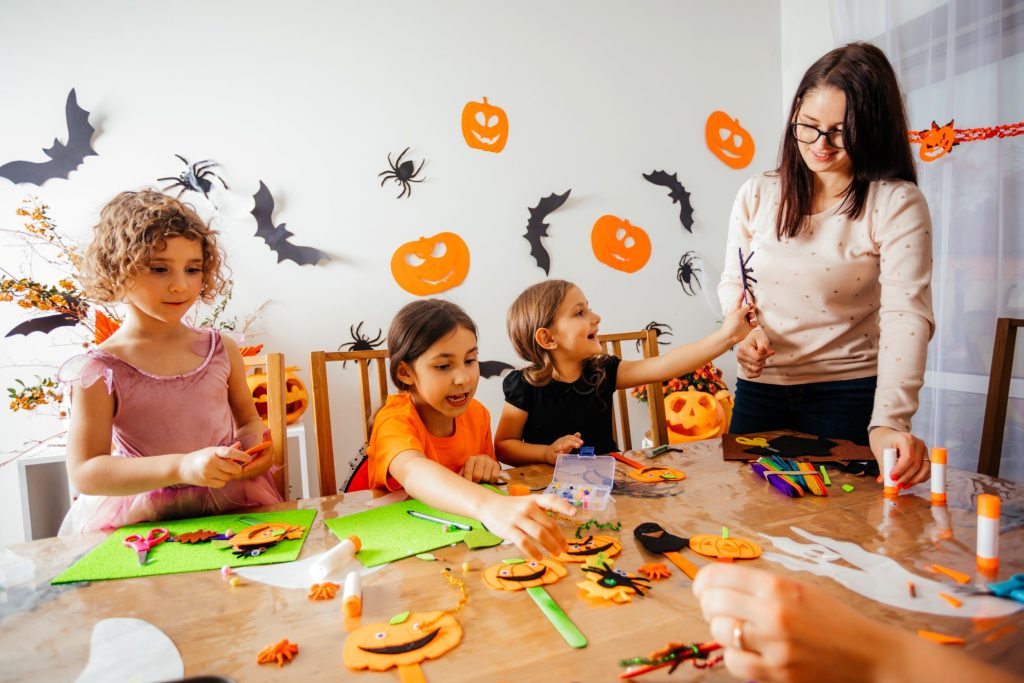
245, 440, 273, 456
918, 630, 965, 645
938, 592, 963, 608
930, 564, 971, 584
611, 451, 645, 470
663, 551, 699, 580
398, 663, 428, 683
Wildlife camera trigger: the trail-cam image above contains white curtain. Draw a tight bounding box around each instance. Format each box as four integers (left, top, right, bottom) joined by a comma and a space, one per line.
830, 0, 1024, 481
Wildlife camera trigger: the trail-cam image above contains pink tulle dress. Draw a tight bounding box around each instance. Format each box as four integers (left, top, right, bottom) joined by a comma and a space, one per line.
57, 328, 283, 535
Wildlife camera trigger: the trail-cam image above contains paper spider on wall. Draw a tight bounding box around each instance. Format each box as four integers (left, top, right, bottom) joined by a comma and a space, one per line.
637, 322, 673, 353
378, 147, 425, 199
158, 154, 228, 201
338, 322, 384, 367
676, 251, 702, 296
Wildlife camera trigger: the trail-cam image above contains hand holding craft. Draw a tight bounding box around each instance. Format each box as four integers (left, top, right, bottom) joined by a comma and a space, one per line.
475, 492, 574, 561
735, 329, 774, 378
720, 293, 758, 345
178, 446, 251, 488
869, 428, 929, 486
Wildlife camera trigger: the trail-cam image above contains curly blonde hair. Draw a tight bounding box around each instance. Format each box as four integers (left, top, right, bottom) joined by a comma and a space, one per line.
81, 190, 228, 303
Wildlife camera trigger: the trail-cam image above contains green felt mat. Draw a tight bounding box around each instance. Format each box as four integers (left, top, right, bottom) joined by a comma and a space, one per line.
324, 499, 502, 567
52, 509, 316, 584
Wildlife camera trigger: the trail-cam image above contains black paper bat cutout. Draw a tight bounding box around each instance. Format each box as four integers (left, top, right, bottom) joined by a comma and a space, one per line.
5, 312, 81, 338
0, 89, 97, 185
643, 170, 694, 233
479, 360, 514, 378
250, 181, 329, 266
524, 190, 571, 274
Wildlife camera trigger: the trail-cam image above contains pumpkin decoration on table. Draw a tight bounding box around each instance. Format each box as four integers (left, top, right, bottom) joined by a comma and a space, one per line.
461, 96, 508, 153
688, 533, 762, 560
482, 558, 567, 591
577, 557, 651, 605
343, 610, 462, 673
705, 110, 756, 169
390, 231, 471, 296
556, 534, 623, 563
591, 214, 652, 273
246, 365, 308, 425
632, 362, 733, 444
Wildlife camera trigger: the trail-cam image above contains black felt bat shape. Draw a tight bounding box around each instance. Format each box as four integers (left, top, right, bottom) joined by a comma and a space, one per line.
5, 312, 80, 338
250, 181, 329, 266
479, 360, 514, 378
524, 190, 571, 274
643, 170, 694, 233
0, 89, 97, 185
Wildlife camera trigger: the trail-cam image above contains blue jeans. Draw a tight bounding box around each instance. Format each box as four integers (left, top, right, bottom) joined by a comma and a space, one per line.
729, 376, 877, 446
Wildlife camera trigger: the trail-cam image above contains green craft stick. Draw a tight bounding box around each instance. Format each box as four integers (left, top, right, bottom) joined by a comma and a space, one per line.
722, 526, 729, 539
842, 484, 855, 493
819, 466, 832, 486
525, 586, 587, 649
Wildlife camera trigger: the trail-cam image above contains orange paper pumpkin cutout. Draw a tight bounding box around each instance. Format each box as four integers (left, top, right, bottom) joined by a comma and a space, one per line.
918, 120, 956, 162
705, 111, 755, 169
246, 365, 309, 425
591, 215, 651, 273
390, 232, 471, 296
688, 534, 762, 560
482, 558, 567, 591
343, 611, 462, 671
556, 535, 622, 563
628, 466, 687, 483
230, 522, 305, 548
665, 388, 733, 443
461, 97, 508, 153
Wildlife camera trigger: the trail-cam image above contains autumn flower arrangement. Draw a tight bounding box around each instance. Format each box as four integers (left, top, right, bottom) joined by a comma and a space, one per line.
629, 361, 727, 403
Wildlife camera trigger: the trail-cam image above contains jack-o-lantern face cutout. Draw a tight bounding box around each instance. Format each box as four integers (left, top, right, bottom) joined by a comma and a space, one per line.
390, 232, 471, 296
591, 215, 651, 273
556, 535, 622, 563
705, 110, 755, 169
688, 534, 762, 560
628, 466, 687, 483
246, 366, 309, 425
343, 611, 462, 671
665, 387, 726, 442
482, 558, 567, 591
918, 120, 955, 162
461, 97, 508, 153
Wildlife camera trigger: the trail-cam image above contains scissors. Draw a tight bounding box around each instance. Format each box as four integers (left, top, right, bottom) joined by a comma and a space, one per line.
123, 527, 170, 565
735, 436, 781, 453
957, 574, 1024, 604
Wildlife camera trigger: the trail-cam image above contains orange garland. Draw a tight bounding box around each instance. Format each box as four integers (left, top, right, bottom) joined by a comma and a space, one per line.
908, 120, 1024, 161
308, 582, 340, 601
257, 638, 300, 667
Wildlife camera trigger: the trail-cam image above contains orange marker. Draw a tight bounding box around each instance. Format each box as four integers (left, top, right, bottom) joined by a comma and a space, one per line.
882, 448, 898, 498
930, 447, 947, 505
343, 571, 362, 617
976, 494, 1000, 572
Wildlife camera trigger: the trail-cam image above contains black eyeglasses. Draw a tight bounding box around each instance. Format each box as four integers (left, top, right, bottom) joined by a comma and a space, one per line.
790, 123, 845, 149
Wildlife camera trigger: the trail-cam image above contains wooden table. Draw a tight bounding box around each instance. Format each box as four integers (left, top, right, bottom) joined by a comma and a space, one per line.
2, 439, 1022, 682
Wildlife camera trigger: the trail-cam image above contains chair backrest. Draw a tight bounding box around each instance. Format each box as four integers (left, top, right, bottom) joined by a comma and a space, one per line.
241, 352, 289, 499
309, 349, 389, 496
596, 330, 668, 451
978, 317, 1024, 477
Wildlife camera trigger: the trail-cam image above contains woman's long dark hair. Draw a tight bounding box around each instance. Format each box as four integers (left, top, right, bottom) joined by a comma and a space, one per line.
776, 42, 916, 239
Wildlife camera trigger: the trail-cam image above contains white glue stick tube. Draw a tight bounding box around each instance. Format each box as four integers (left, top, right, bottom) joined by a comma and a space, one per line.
343, 571, 362, 617
930, 447, 947, 505
976, 494, 1000, 572
882, 448, 898, 498
309, 535, 361, 581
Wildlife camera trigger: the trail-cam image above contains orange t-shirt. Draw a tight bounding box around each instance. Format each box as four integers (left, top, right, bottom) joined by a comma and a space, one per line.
366, 393, 496, 494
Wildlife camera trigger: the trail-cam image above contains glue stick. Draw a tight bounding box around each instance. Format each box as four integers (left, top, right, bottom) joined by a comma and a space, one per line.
343, 571, 362, 617
976, 494, 1000, 573
882, 448, 898, 498
310, 535, 361, 581
930, 447, 947, 505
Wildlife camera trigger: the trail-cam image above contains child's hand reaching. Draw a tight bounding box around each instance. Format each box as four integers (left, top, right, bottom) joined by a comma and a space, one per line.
546, 433, 583, 464
459, 455, 505, 483
476, 493, 576, 560
721, 294, 758, 345
178, 446, 252, 488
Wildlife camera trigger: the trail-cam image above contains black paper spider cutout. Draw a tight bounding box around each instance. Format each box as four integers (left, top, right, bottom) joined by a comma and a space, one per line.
338, 322, 384, 366
676, 251, 703, 296
378, 147, 425, 199
581, 561, 651, 596
158, 154, 228, 200
636, 321, 673, 353
739, 249, 757, 301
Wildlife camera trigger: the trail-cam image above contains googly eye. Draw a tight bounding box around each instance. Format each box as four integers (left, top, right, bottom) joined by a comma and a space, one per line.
527, 562, 539, 567
499, 569, 510, 576
412, 622, 422, 631
614, 569, 628, 576
375, 632, 386, 639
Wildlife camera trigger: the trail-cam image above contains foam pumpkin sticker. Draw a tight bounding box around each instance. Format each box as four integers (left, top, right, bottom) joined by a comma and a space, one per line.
665, 387, 733, 444
591, 215, 651, 273
917, 120, 956, 162
705, 110, 755, 169
390, 232, 471, 296
482, 558, 566, 591
688, 534, 762, 560
343, 610, 462, 673
556, 535, 622, 563
461, 97, 508, 153
246, 366, 309, 425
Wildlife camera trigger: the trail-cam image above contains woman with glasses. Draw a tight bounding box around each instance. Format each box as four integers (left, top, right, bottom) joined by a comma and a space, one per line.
717, 42, 934, 486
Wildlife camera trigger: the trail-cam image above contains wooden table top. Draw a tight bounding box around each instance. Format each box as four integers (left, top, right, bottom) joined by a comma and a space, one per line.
2, 439, 1022, 682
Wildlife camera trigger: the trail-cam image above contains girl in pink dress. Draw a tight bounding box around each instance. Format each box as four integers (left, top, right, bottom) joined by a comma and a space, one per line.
58, 191, 281, 535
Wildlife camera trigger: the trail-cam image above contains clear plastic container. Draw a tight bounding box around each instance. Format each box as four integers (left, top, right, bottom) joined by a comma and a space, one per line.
544, 453, 616, 510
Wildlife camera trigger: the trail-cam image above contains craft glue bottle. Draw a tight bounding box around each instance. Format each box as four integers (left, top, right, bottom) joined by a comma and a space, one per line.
343, 571, 362, 617
930, 447, 947, 505
976, 494, 1000, 574
310, 535, 361, 581
882, 448, 898, 498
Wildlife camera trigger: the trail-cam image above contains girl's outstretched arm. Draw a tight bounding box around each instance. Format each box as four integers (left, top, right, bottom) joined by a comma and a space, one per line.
494, 402, 582, 465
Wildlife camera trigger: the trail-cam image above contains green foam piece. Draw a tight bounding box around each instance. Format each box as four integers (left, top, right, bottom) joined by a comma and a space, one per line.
390, 611, 410, 624
842, 484, 855, 493
323, 499, 484, 567
463, 529, 504, 549
51, 509, 316, 584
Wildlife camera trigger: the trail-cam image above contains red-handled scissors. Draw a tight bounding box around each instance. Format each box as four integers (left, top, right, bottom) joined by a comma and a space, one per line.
123, 527, 170, 565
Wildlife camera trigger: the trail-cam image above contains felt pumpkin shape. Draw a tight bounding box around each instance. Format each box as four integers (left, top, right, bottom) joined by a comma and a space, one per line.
627, 465, 687, 483
556, 535, 622, 563
246, 366, 309, 425
688, 534, 762, 560
665, 387, 730, 444
918, 120, 955, 162
344, 611, 462, 671
591, 215, 651, 274
461, 96, 508, 153
390, 232, 471, 296
705, 110, 755, 169
230, 522, 305, 548
482, 558, 567, 591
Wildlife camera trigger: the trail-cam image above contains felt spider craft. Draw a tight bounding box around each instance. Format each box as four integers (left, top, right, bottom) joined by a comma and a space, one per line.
158, 154, 228, 200
636, 321, 672, 353
378, 147, 425, 199
676, 251, 702, 296
579, 560, 651, 603
739, 248, 757, 301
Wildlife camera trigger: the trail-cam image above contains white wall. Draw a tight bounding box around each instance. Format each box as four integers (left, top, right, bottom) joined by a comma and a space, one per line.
0, 0, 841, 545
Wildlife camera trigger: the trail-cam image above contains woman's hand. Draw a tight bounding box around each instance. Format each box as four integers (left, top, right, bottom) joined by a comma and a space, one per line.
546, 432, 583, 464
459, 455, 504, 483
869, 427, 929, 486
178, 446, 252, 488
735, 329, 774, 378
476, 493, 575, 560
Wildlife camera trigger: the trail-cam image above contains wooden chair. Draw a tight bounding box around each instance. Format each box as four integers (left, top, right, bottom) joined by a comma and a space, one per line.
309, 349, 389, 496
241, 352, 289, 499
597, 330, 668, 451
978, 317, 1024, 477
